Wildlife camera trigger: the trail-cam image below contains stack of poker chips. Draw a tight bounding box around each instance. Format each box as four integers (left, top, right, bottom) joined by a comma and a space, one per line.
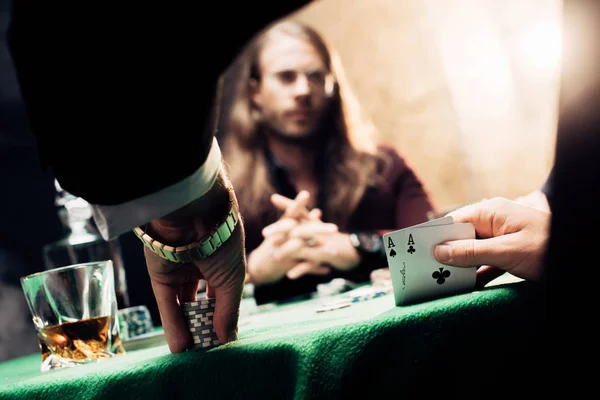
181, 295, 221, 350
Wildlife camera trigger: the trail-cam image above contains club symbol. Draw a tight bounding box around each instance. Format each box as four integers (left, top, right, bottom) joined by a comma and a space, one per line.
389, 249, 397, 257
407, 246, 416, 254
432, 268, 451, 285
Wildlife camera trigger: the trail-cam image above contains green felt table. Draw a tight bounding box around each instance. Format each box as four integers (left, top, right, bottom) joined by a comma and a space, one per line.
0, 280, 546, 399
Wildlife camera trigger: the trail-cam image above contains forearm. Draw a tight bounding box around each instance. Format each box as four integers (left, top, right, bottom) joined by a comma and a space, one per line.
91, 138, 222, 240
147, 164, 236, 246
8, 1, 311, 206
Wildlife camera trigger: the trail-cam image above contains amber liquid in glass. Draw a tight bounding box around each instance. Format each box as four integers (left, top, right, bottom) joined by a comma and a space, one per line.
38, 316, 124, 363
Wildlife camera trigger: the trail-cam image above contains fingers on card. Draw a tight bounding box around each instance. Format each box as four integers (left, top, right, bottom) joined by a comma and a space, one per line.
383, 217, 476, 306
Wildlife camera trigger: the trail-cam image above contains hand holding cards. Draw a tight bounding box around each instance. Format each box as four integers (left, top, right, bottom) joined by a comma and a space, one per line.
383, 217, 477, 306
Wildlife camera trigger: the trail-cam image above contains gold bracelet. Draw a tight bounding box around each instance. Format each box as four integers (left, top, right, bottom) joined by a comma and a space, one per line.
133, 203, 239, 263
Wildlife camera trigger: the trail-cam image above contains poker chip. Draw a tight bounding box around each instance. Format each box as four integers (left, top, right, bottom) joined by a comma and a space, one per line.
118, 305, 154, 341
181, 295, 221, 350
315, 302, 351, 313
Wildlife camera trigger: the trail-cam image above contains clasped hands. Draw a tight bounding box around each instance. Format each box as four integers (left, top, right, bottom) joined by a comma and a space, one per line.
247, 191, 360, 285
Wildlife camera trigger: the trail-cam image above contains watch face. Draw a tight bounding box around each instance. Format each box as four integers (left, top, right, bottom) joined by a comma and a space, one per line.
357, 233, 383, 253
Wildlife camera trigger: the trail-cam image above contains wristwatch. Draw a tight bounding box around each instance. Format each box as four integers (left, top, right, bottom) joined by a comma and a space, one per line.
349, 232, 383, 256
133, 202, 239, 263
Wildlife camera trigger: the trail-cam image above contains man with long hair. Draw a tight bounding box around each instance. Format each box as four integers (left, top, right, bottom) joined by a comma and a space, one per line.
222, 20, 436, 304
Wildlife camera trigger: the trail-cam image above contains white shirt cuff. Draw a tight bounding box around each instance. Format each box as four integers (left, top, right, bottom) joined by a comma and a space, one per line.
91, 138, 222, 240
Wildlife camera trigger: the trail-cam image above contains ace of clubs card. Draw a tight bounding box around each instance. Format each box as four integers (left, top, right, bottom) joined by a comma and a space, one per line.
383, 217, 477, 306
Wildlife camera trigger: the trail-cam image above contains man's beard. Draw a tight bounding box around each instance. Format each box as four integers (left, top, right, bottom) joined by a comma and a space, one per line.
262, 124, 324, 147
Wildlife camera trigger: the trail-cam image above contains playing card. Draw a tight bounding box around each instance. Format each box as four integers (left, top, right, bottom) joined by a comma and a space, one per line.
383, 222, 476, 306
386, 216, 453, 258
412, 215, 453, 229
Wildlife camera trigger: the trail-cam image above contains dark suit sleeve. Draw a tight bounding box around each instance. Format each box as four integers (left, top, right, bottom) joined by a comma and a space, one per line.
7, 1, 311, 205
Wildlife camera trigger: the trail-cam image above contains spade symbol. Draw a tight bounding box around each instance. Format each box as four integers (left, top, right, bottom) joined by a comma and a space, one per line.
389, 249, 397, 257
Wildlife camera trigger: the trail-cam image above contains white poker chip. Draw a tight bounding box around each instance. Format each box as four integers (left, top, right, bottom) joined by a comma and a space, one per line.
315, 302, 351, 313
182, 297, 216, 308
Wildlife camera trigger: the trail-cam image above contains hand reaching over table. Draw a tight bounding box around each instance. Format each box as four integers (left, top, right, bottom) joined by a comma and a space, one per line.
143, 168, 246, 353
434, 197, 551, 287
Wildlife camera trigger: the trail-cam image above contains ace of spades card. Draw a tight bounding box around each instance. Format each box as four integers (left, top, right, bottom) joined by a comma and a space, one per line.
383, 217, 476, 306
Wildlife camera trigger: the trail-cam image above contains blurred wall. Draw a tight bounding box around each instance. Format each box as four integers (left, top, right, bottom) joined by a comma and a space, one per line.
286, 0, 561, 211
